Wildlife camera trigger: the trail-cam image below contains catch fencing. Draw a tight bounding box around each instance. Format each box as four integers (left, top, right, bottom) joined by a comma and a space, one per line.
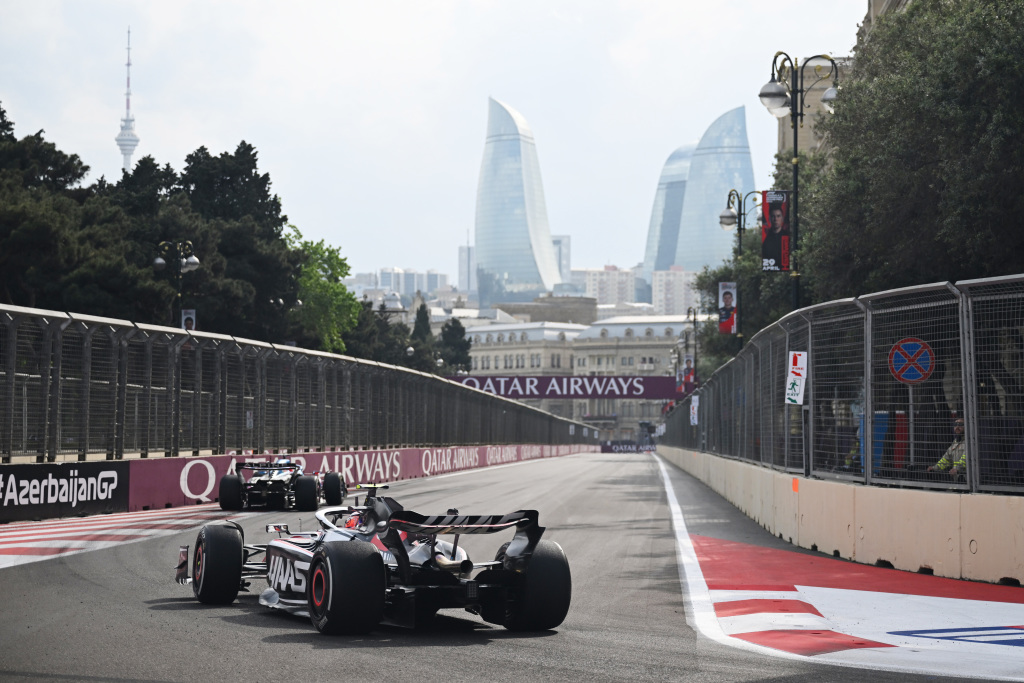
663, 275, 1024, 494
0, 304, 594, 464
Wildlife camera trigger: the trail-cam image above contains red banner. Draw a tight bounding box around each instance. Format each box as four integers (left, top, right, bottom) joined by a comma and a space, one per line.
762, 190, 790, 272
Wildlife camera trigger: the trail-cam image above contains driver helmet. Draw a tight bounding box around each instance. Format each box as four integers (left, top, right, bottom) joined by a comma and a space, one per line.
344, 512, 362, 529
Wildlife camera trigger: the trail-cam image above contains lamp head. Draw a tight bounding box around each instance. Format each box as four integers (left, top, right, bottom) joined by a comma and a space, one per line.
759, 78, 789, 113
821, 85, 838, 114
719, 207, 738, 231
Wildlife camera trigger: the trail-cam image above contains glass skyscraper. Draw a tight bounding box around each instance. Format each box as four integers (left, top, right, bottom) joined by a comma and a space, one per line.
640, 144, 696, 284
640, 106, 755, 282
475, 98, 562, 308
671, 106, 755, 271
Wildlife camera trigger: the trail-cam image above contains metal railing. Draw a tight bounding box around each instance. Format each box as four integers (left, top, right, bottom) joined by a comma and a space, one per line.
663, 275, 1024, 494
0, 305, 594, 464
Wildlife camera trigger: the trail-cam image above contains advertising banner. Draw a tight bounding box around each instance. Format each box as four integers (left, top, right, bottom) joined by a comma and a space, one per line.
0, 461, 130, 522
761, 190, 790, 272
123, 444, 597, 516
449, 375, 680, 400
718, 282, 737, 334
690, 395, 700, 426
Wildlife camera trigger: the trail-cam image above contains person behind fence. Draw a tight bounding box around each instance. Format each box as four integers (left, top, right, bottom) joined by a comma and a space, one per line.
927, 417, 966, 478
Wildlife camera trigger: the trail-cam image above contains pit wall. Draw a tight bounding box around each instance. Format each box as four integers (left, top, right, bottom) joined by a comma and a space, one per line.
658, 446, 1024, 586
0, 444, 599, 523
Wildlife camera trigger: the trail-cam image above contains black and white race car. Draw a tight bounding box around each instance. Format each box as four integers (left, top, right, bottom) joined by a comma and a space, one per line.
218, 459, 347, 512
177, 484, 571, 634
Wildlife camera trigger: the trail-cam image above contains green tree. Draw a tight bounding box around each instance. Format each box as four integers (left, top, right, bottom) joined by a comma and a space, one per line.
285, 227, 360, 353
804, 0, 1024, 301
437, 317, 471, 372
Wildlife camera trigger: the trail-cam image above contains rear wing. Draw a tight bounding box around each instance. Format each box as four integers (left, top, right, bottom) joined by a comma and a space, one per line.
238, 463, 300, 471
388, 510, 535, 536
380, 509, 545, 580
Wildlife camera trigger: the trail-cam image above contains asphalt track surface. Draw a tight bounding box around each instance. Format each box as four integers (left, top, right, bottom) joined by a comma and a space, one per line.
0, 452, 986, 682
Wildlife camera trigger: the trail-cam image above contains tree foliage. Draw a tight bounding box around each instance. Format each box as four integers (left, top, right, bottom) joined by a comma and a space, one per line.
0, 102, 360, 351
803, 0, 1024, 300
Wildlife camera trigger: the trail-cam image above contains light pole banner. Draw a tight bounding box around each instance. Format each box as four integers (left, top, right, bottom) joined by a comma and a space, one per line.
785, 351, 807, 404
761, 190, 791, 272
718, 282, 737, 334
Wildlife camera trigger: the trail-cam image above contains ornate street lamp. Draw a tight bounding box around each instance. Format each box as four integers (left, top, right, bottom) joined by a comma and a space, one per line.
719, 189, 762, 347
687, 306, 698, 391
154, 240, 200, 327
759, 52, 839, 310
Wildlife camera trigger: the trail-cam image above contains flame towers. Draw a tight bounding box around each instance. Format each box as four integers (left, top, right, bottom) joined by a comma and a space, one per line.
474, 98, 562, 308
641, 106, 755, 280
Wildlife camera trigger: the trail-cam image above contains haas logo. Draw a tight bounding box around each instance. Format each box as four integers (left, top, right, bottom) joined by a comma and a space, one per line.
267, 555, 309, 592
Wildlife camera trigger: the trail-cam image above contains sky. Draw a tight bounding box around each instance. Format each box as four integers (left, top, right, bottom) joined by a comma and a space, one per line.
0, 1, 866, 283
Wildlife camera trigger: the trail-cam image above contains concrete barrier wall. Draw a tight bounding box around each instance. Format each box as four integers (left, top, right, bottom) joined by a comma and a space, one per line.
658, 446, 1023, 586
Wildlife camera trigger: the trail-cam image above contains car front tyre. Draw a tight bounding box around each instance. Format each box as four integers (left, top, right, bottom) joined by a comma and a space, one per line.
192, 524, 243, 605
307, 541, 384, 635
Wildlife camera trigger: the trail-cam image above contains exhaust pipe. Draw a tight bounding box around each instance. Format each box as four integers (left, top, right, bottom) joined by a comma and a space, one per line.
434, 554, 474, 574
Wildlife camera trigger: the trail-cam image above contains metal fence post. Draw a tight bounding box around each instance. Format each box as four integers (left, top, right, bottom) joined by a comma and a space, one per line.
955, 283, 979, 492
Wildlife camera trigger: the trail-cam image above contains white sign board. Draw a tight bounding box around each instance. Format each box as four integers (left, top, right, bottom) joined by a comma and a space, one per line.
785, 351, 808, 405
689, 395, 699, 426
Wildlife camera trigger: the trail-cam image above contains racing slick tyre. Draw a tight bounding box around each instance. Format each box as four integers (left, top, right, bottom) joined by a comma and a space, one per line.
506, 539, 571, 631
192, 524, 243, 605
323, 472, 345, 506
307, 540, 384, 635
218, 474, 245, 511
295, 475, 319, 511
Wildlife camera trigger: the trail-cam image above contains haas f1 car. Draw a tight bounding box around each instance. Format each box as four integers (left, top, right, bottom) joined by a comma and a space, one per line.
218, 459, 347, 512
176, 485, 571, 634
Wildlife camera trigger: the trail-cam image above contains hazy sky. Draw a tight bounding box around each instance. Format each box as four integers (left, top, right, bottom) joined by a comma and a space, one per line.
0, 1, 865, 281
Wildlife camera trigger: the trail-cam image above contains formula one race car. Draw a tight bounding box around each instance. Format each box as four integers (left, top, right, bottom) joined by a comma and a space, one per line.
177, 484, 571, 634
218, 459, 347, 512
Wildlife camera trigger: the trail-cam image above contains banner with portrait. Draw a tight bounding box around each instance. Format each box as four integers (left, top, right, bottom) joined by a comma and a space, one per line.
761, 190, 790, 272
718, 282, 737, 334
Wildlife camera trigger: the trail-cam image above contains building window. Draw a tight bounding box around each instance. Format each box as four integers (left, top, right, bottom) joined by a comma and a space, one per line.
600, 329, 609, 338
664, 328, 674, 337
497, 334, 504, 342
625, 328, 634, 338
645, 328, 654, 337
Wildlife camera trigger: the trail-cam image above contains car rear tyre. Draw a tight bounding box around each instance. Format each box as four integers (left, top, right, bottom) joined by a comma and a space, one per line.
218, 474, 245, 511
192, 524, 243, 605
323, 472, 345, 506
506, 539, 571, 631
307, 541, 384, 634
295, 475, 319, 511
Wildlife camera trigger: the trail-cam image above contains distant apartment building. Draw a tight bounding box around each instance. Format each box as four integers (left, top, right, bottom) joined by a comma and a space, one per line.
652, 267, 699, 316
572, 266, 635, 307
378, 267, 450, 297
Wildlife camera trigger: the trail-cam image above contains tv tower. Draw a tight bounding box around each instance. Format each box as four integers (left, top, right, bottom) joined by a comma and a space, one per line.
114, 27, 140, 173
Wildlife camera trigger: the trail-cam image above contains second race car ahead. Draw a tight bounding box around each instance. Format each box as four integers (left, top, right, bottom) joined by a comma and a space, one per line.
218, 458, 347, 512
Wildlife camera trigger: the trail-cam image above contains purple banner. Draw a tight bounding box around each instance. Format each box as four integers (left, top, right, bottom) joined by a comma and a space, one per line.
449, 375, 679, 400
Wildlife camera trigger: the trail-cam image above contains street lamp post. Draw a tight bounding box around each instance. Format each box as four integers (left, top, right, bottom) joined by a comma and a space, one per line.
153, 240, 200, 327
719, 189, 762, 347
686, 306, 698, 390
758, 52, 839, 310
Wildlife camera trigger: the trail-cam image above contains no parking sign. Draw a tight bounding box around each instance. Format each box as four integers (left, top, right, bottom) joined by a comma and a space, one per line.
888, 338, 935, 384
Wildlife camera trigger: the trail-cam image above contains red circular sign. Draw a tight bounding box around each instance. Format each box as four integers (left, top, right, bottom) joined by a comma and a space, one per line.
888, 337, 935, 384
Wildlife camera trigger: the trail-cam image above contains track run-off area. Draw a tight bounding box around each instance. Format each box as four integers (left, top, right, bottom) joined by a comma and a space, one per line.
1, 451, 1021, 682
